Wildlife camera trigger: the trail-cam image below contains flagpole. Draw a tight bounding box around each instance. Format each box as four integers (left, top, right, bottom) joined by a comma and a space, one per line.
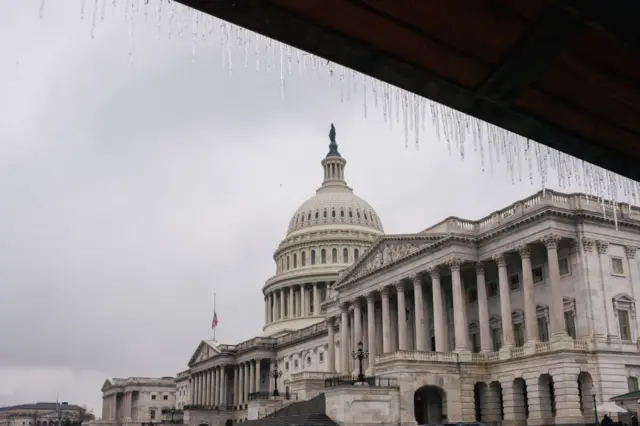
213, 292, 216, 341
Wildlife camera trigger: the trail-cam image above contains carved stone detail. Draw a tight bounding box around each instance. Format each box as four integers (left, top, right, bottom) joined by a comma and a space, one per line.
380, 286, 390, 298
475, 262, 485, 275
426, 266, 440, 279
492, 253, 507, 267
447, 257, 463, 272
365, 292, 375, 303
625, 246, 637, 259
517, 245, 531, 258
541, 233, 562, 250
410, 274, 422, 285
395, 281, 405, 292
582, 238, 595, 252
596, 240, 609, 255
352, 242, 427, 280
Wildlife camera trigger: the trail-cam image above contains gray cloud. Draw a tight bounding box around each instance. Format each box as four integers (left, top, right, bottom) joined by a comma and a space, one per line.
0, 0, 575, 415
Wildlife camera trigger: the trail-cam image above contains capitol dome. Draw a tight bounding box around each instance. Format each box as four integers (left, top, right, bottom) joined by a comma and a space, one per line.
286, 182, 384, 237
262, 124, 384, 336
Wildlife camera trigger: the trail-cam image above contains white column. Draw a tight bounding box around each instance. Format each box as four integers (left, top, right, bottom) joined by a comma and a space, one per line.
340, 303, 350, 374
381, 287, 391, 352
255, 359, 261, 393
476, 263, 492, 352
249, 361, 255, 393
543, 234, 568, 338
327, 318, 336, 372
518, 245, 539, 343
239, 365, 244, 405
279, 290, 285, 320
493, 254, 514, 347
244, 362, 250, 403
233, 366, 239, 406
396, 282, 408, 350
450, 258, 469, 351
313, 282, 320, 315
221, 366, 226, 407
412, 274, 427, 351
300, 284, 307, 317
429, 267, 446, 352
288, 287, 294, 319
366, 293, 376, 365
265, 296, 269, 324
353, 299, 362, 345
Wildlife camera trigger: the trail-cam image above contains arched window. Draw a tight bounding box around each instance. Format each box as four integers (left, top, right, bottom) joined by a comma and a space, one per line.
321, 249, 327, 264
301, 251, 306, 266
332, 248, 338, 263
308, 213, 311, 221
354, 248, 359, 261
349, 209, 353, 218
323, 209, 327, 218
332, 209, 336, 218
340, 209, 345, 218
311, 250, 316, 265
343, 248, 349, 263
286, 256, 290, 270
315, 211, 319, 219
293, 253, 297, 268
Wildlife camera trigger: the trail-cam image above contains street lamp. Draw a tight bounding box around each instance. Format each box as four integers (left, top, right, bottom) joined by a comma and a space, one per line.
270, 360, 283, 397
351, 341, 369, 383
591, 389, 598, 426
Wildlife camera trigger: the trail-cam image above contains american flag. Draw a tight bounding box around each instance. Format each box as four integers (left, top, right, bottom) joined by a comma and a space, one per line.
211, 312, 219, 329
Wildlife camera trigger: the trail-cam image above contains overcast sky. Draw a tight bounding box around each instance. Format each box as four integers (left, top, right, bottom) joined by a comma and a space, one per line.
0, 0, 590, 415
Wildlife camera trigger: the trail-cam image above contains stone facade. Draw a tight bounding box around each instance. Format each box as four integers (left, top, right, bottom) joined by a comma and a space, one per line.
98, 377, 176, 426
107, 131, 640, 425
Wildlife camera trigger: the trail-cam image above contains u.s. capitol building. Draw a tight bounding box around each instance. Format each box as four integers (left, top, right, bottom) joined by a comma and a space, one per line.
101, 128, 640, 426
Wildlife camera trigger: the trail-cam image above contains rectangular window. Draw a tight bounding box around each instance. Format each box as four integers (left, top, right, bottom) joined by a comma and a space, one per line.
151, 395, 156, 400
514, 323, 524, 347
618, 309, 631, 341
612, 257, 625, 275
491, 327, 502, 352
538, 317, 549, 342
564, 311, 577, 339
559, 258, 570, 275
532, 266, 544, 283
163, 395, 168, 400
628, 376, 639, 392
509, 273, 520, 291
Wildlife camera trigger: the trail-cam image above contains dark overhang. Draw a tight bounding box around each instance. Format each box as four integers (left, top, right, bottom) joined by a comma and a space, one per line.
177, 0, 640, 181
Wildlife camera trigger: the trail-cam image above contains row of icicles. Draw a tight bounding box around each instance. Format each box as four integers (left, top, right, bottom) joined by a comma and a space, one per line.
38, 0, 640, 227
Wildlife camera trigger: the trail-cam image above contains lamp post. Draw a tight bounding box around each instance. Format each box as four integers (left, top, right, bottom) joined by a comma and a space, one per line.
591, 389, 598, 426
270, 360, 282, 397
351, 341, 369, 383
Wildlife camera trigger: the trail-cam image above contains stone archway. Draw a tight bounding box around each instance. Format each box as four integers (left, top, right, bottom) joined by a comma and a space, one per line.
414, 385, 447, 425
225, 419, 233, 426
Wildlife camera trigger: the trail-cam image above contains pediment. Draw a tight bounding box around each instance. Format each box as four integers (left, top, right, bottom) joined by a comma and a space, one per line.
187, 340, 221, 367
336, 235, 440, 286
101, 379, 113, 392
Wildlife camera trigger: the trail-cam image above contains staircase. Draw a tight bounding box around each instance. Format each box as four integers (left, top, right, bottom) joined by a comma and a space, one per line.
264, 394, 326, 418
242, 394, 332, 426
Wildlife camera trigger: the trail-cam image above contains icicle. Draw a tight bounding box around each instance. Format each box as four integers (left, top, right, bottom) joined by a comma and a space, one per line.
55, 3, 640, 213
39, 0, 46, 19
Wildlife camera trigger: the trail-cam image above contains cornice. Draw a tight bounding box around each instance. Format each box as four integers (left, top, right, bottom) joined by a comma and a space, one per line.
263, 268, 341, 292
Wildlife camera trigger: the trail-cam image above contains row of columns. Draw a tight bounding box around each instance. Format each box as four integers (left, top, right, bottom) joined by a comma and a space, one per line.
325, 234, 569, 373
265, 282, 324, 324
189, 360, 263, 409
